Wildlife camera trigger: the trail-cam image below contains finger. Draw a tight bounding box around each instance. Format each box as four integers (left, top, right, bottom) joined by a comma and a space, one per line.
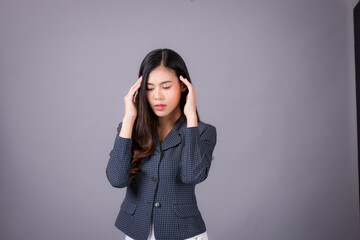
179, 75, 191, 86
128, 77, 143, 95
130, 76, 143, 90
128, 83, 141, 100
179, 76, 193, 91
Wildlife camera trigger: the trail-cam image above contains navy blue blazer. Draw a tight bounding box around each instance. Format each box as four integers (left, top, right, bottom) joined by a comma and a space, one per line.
106, 114, 217, 240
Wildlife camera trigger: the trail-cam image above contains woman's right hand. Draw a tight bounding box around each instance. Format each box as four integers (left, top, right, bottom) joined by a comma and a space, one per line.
123, 76, 142, 121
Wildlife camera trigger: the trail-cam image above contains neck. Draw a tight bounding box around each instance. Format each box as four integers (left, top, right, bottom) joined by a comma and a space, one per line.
157, 107, 182, 130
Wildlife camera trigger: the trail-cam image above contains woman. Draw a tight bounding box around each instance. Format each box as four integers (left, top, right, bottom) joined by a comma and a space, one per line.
106, 48, 217, 240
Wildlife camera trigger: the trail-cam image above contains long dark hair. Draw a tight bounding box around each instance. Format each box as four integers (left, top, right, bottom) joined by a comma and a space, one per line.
128, 48, 200, 179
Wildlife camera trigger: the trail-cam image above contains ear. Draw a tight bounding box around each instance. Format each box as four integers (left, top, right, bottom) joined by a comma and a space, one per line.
180, 81, 187, 92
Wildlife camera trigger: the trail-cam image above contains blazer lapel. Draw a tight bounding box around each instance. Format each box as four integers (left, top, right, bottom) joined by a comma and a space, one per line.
155, 114, 186, 151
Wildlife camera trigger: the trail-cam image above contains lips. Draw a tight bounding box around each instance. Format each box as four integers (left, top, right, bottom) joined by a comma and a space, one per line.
155, 104, 166, 110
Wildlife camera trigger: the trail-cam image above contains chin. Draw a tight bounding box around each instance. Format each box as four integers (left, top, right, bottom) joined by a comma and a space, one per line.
152, 110, 166, 117
155, 113, 168, 118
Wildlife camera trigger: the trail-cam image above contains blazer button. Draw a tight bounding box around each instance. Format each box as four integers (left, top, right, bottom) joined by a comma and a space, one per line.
154, 202, 161, 207
151, 176, 157, 182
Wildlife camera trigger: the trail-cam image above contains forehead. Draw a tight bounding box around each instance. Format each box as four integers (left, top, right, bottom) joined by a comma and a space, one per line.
147, 66, 177, 84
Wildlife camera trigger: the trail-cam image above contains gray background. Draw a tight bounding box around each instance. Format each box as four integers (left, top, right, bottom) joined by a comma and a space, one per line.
0, 0, 359, 239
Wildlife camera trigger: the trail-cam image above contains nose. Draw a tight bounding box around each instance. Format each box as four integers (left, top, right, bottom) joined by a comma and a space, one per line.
154, 88, 164, 100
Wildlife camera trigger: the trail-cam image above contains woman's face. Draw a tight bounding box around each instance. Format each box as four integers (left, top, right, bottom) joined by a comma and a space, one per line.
146, 66, 186, 119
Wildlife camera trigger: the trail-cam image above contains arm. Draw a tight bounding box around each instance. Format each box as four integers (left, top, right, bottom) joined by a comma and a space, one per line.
179, 124, 217, 185
107, 76, 142, 188
106, 121, 134, 188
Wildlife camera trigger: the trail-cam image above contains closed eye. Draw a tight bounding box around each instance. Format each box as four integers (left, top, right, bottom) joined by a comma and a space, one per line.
146, 87, 170, 91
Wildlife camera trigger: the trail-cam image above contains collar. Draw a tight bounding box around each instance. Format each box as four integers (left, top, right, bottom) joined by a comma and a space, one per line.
155, 114, 187, 151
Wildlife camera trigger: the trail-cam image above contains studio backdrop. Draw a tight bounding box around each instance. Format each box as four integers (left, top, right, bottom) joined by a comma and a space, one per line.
0, 0, 359, 240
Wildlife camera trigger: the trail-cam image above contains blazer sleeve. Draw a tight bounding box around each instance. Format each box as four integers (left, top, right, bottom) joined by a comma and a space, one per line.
106, 122, 134, 188
179, 124, 217, 185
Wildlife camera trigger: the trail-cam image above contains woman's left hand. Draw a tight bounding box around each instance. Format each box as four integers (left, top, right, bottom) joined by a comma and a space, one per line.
179, 76, 198, 127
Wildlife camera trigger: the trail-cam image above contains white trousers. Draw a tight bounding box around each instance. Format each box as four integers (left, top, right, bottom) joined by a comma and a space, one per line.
124, 219, 209, 240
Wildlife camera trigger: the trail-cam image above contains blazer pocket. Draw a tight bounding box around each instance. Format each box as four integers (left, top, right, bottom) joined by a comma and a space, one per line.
174, 203, 201, 218
120, 200, 137, 215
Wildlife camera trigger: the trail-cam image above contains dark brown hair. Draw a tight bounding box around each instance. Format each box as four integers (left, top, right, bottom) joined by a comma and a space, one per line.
128, 48, 200, 179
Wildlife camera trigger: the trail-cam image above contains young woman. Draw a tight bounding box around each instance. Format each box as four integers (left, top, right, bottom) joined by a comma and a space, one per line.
106, 48, 217, 240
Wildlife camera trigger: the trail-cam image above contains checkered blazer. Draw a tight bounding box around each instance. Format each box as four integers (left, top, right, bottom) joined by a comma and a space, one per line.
106, 114, 217, 240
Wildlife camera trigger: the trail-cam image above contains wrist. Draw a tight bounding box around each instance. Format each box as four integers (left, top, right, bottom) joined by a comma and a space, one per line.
186, 115, 198, 127
123, 115, 136, 123
119, 117, 135, 138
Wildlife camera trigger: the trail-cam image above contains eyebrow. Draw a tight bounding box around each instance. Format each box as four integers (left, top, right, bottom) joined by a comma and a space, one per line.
146, 80, 173, 85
